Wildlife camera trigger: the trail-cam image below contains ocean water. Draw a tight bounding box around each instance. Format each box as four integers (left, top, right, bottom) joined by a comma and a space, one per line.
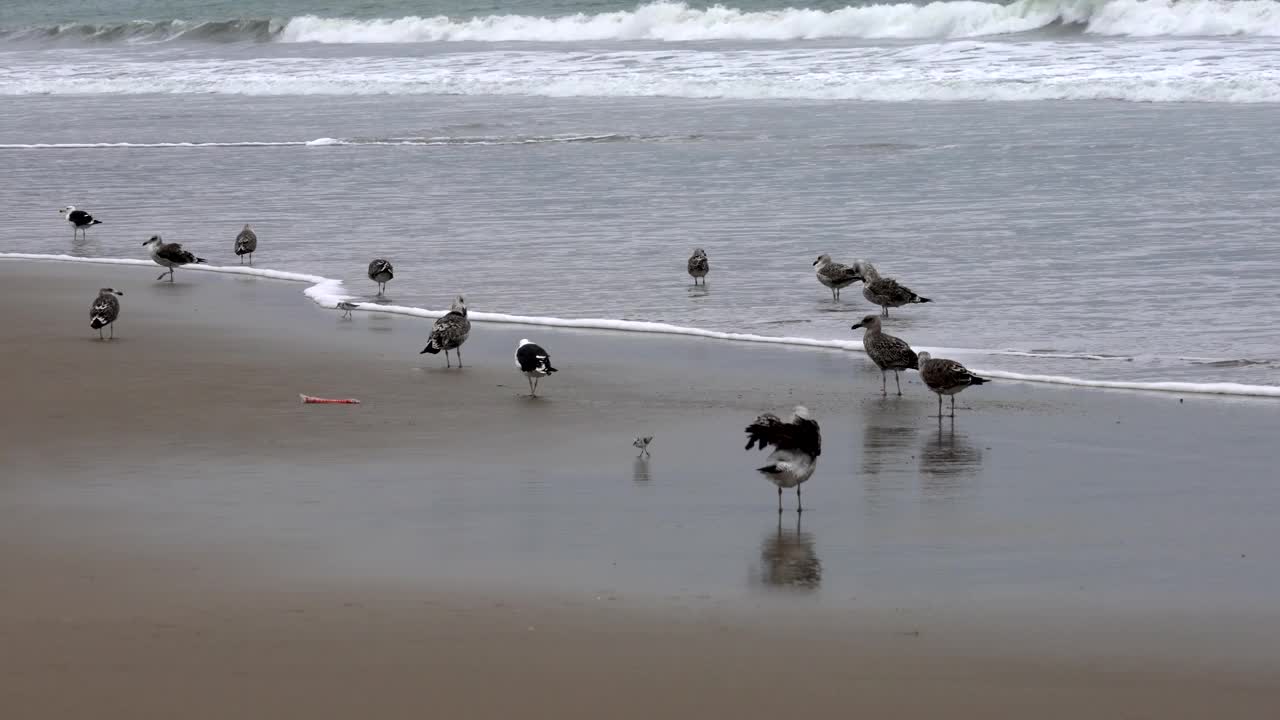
2, 0, 1279, 390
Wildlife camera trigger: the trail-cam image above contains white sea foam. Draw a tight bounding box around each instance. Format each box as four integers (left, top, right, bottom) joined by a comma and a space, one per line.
0, 135, 643, 149
5, 40, 1277, 103
4, 252, 1277, 399
978, 370, 1280, 398
275, 1, 1280, 43
5, 1, 1280, 45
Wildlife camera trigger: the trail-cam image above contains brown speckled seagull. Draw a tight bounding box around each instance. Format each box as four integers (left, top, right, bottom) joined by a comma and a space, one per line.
687, 248, 709, 285
89, 288, 123, 340
419, 295, 471, 368
917, 352, 988, 418
851, 314, 919, 396
856, 261, 930, 317
234, 224, 258, 265
813, 254, 863, 301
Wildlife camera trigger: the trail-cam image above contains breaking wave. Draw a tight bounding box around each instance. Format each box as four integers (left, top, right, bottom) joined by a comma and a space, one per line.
4, 1, 1280, 45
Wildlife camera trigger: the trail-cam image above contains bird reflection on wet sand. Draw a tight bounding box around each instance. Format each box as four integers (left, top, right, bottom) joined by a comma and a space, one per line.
861, 421, 919, 476
755, 515, 821, 590
919, 418, 985, 496
632, 456, 651, 484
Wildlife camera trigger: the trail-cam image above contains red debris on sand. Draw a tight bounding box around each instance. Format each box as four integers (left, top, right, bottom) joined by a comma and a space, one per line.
300, 394, 361, 405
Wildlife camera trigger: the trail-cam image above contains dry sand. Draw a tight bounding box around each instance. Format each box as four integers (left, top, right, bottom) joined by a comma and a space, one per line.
3, 259, 1279, 718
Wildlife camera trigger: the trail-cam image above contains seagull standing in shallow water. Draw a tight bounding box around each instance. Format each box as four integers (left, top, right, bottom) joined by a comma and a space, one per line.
918, 352, 988, 418
851, 314, 919, 396
89, 288, 123, 340
813, 254, 863, 301
143, 235, 206, 282
61, 206, 102, 239
234, 224, 258, 265
856, 261, 931, 317
687, 248, 709, 285
633, 435, 653, 457
515, 338, 557, 397
745, 406, 822, 512
420, 295, 471, 368
368, 258, 394, 296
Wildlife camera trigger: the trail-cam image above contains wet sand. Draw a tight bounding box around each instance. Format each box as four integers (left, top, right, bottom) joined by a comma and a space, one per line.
3, 259, 1280, 718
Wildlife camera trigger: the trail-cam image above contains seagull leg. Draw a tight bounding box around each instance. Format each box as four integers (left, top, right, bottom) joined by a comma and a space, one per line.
456, 347, 463, 368
98, 327, 103, 340
249, 253, 254, 266
239, 255, 244, 265
796, 486, 803, 513
950, 395, 957, 418
895, 371, 903, 396
777, 486, 783, 513
109, 324, 114, 340
937, 393, 943, 418
880, 371, 887, 396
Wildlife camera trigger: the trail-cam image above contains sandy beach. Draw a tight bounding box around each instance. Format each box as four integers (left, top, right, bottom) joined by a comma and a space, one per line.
3, 258, 1280, 718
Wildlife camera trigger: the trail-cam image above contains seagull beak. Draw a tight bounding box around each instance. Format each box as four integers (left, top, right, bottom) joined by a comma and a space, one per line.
812, 259, 819, 266
851, 322, 863, 330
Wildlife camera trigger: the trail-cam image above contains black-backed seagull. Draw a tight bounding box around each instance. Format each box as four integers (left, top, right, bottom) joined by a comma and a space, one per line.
515, 338, 557, 397
143, 235, 207, 282
745, 405, 822, 512
60, 206, 102, 239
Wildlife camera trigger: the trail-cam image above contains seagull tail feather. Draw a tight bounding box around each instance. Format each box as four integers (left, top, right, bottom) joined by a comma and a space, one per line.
969, 375, 989, 385
90, 316, 107, 329
915, 295, 931, 303
195, 257, 208, 264
91, 219, 102, 225
420, 340, 441, 354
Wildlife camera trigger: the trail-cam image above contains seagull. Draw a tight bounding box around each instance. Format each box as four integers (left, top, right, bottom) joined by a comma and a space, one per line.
918, 352, 989, 418
745, 405, 822, 512
515, 338, 557, 397
633, 435, 653, 457
89, 287, 123, 340
143, 235, 206, 282
813, 254, 863, 301
856, 262, 931, 317
851, 314, 919, 396
420, 295, 471, 368
60, 206, 102, 239
234, 224, 258, 265
368, 258, 394, 296
336, 301, 358, 319
687, 248, 709, 285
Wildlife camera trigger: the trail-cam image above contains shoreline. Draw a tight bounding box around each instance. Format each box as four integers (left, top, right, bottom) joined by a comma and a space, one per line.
5, 253, 1278, 399
4, 259, 1280, 717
